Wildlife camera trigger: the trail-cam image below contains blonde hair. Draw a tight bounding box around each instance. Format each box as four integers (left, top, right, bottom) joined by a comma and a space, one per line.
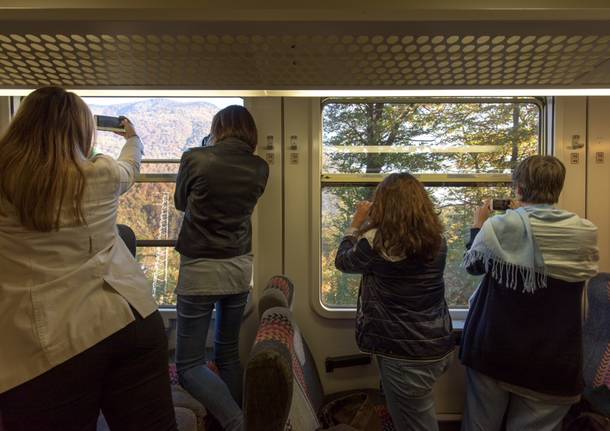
0, 87, 94, 231
361, 173, 444, 261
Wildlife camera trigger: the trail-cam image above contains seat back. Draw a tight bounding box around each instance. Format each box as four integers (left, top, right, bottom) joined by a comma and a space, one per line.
258, 275, 295, 318
244, 305, 325, 431
117, 224, 136, 257
583, 272, 610, 389
244, 307, 294, 431
582, 273, 610, 418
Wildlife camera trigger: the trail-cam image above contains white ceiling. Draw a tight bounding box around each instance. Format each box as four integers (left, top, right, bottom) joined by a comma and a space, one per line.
1, 6, 610, 90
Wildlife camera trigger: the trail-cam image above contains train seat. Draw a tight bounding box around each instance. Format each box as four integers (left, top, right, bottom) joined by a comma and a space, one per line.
244, 304, 391, 431
582, 272, 610, 415
116, 224, 137, 257
258, 275, 295, 317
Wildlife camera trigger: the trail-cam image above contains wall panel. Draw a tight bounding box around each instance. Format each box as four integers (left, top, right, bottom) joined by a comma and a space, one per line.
554, 97, 587, 217
587, 97, 610, 272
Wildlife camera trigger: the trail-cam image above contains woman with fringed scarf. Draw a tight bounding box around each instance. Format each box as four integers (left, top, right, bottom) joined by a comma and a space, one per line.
460, 155, 599, 431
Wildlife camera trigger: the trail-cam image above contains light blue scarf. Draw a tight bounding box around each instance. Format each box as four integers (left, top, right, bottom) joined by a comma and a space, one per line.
465, 205, 598, 293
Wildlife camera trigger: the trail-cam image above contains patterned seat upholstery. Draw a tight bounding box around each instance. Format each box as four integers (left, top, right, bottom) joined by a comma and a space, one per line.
244, 307, 295, 431
258, 275, 295, 318
582, 272, 610, 416
245, 297, 394, 431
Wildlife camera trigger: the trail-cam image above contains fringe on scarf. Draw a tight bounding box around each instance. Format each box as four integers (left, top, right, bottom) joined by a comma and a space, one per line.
464, 247, 547, 294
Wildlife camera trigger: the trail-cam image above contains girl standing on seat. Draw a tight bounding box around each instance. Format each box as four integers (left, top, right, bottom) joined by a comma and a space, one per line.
174, 105, 269, 431
335, 172, 454, 431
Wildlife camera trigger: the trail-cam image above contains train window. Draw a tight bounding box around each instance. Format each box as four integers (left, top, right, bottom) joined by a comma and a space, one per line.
85, 97, 243, 306
320, 99, 541, 310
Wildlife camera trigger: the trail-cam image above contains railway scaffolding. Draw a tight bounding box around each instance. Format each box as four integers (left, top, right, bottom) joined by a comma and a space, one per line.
152, 191, 170, 300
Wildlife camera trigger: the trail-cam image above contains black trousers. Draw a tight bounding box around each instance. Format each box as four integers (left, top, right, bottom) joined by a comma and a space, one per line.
0, 310, 177, 431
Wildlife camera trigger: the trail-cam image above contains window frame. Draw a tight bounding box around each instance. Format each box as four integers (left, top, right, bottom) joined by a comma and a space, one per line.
130, 168, 180, 307
81, 95, 244, 308
312, 96, 546, 320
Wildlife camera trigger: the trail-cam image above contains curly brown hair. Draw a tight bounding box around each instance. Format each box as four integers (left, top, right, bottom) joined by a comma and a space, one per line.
361, 173, 443, 261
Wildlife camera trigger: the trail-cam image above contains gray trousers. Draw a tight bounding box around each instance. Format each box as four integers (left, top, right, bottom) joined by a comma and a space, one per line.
461, 367, 573, 431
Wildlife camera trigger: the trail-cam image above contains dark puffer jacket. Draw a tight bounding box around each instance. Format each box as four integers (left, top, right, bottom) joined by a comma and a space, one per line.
335, 233, 454, 360
174, 137, 269, 259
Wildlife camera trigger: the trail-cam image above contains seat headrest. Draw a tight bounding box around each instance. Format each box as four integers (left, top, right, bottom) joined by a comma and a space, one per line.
258, 275, 295, 318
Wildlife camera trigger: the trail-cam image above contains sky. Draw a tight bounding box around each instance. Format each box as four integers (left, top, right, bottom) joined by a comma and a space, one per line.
82, 97, 243, 108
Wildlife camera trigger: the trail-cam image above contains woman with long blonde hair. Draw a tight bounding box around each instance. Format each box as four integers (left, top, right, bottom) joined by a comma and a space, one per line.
0, 87, 177, 431
335, 172, 454, 431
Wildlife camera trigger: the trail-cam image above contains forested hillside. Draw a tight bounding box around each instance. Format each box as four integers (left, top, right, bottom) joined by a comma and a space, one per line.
87, 98, 220, 305
89, 98, 219, 158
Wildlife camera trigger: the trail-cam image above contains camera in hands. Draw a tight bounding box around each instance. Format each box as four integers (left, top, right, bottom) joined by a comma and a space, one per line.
94, 115, 126, 133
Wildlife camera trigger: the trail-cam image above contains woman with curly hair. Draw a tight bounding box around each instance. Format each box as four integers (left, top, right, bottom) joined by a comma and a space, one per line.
335, 172, 454, 431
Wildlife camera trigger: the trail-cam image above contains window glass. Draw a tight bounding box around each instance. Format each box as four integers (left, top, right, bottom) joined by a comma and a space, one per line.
83, 97, 243, 307
85, 97, 243, 159
136, 247, 180, 306
116, 182, 183, 241
321, 99, 540, 309
322, 185, 513, 308
323, 101, 539, 174
140, 163, 180, 174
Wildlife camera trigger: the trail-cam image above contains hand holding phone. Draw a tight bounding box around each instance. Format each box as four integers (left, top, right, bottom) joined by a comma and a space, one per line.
490, 199, 512, 211
94, 115, 125, 133
474, 199, 492, 229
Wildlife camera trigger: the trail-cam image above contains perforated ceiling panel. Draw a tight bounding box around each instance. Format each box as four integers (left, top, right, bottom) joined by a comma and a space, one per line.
1, 21, 610, 89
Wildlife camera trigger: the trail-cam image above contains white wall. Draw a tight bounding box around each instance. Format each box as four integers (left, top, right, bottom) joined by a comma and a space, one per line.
586, 98, 610, 272
554, 97, 587, 217
554, 96, 610, 272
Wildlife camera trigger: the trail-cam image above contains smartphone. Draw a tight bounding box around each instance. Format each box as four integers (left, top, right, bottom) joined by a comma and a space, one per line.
491, 199, 512, 211
94, 115, 125, 132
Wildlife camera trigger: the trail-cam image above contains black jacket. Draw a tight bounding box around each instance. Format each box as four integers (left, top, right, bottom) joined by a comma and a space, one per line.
174, 137, 269, 259
460, 228, 585, 396
335, 234, 454, 360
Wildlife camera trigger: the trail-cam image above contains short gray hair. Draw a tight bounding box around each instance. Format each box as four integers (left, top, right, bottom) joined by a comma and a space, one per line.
513, 155, 566, 204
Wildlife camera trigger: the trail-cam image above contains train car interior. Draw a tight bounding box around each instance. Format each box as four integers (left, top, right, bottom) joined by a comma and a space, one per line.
1, 1, 610, 430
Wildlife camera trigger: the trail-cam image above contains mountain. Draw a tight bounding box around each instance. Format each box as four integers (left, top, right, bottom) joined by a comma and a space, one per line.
88, 98, 222, 159
84, 98, 229, 304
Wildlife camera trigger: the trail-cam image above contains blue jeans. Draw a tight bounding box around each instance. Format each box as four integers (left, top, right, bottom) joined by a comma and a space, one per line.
461, 367, 573, 431
176, 293, 249, 431
377, 354, 451, 431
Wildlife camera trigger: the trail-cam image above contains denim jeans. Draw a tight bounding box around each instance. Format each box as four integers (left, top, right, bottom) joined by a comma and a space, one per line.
377, 354, 451, 431
176, 293, 249, 431
461, 367, 573, 431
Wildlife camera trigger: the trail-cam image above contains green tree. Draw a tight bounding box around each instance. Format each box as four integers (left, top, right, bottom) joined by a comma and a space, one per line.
321, 100, 540, 307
